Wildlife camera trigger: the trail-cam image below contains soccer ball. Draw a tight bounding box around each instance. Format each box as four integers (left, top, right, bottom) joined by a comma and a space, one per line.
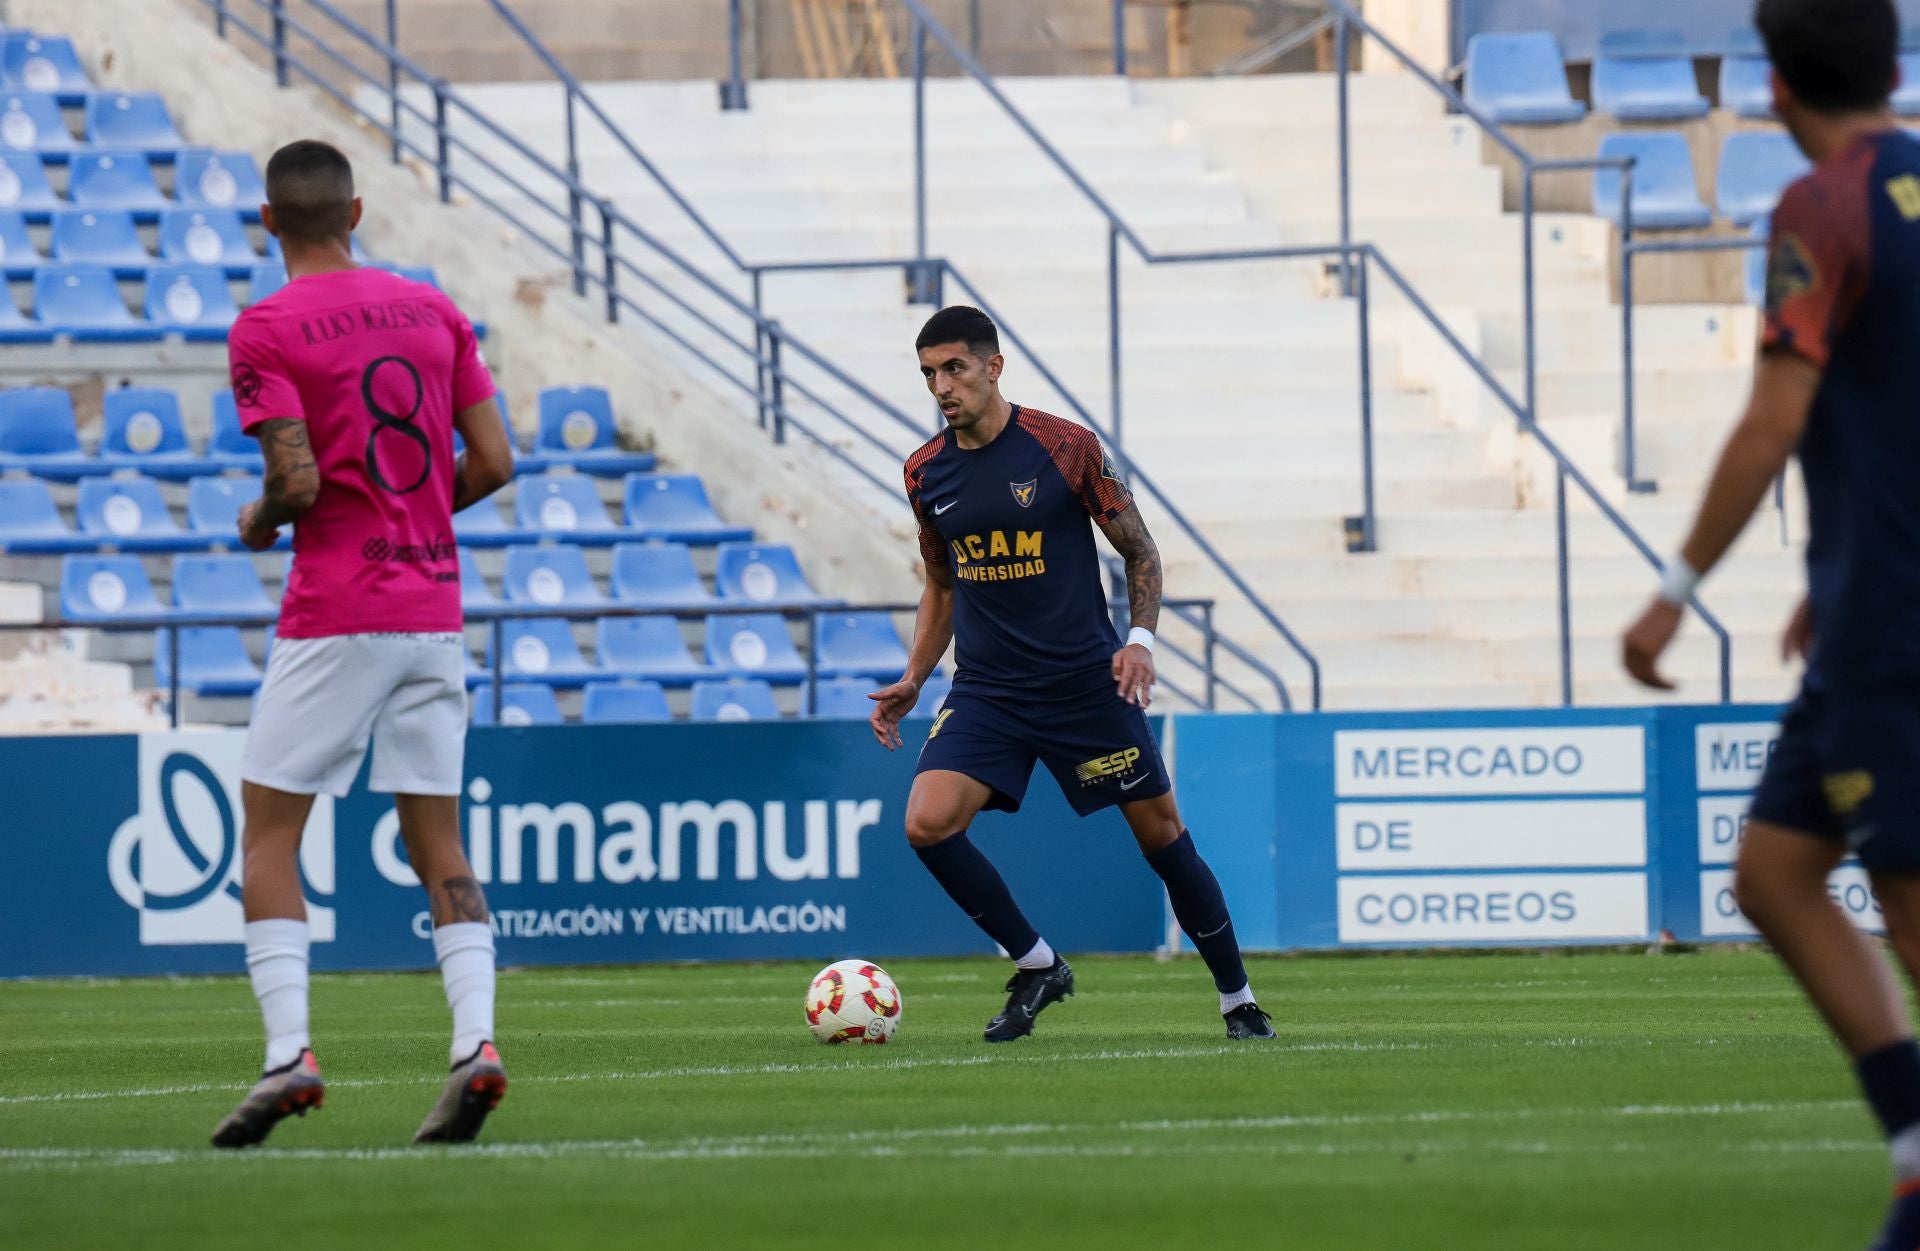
805, 959, 903, 1044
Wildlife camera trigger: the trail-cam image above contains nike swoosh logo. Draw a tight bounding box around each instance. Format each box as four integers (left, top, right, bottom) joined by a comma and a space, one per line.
934, 501, 958, 515
1120, 774, 1149, 791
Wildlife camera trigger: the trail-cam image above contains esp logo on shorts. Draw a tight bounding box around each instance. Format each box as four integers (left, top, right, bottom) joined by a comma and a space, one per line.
1074, 747, 1141, 784
106, 732, 336, 946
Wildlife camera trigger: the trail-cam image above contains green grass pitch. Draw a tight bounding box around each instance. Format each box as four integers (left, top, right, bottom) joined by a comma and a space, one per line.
0, 950, 1895, 1249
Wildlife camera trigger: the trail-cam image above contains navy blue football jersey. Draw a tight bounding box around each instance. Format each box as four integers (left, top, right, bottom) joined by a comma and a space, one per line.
904, 406, 1131, 697
1764, 130, 1920, 689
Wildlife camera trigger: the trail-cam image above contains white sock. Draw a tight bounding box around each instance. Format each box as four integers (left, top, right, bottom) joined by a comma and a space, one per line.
1893, 1123, 1920, 1183
245, 919, 311, 1071
433, 922, 496, 1065
1219, 983, 1257, 1014
1014, 937, 1056, 970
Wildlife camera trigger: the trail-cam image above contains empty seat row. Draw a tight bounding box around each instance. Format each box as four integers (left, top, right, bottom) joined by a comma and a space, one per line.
458, 474, 745, 547
0, 151, 263, 221
0, 90, 183, 158
0, 262, 240, 341
471, 675, 951, 726
478, 611, 888, 687
7, 207, 272, 273
1590, 131, 1810, 230
0, 385, 658, 481
1467, 29, 1920, 124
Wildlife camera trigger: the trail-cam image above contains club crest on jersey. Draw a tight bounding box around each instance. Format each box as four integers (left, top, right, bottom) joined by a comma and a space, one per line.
1010, 479, 1038, 508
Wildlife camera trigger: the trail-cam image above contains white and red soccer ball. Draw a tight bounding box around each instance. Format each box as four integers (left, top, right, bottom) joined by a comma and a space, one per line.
805, 959, 903, 1044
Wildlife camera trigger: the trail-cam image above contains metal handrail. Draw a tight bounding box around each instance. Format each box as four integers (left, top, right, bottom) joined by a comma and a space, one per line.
200, 0, 935, 508
401, 0, 1313, 708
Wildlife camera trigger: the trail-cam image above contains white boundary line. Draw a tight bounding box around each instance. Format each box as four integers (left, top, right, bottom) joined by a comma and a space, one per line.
0, 1099, 1869, 1169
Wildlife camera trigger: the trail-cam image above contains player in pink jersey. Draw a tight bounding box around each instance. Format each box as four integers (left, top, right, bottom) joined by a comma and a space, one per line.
211, 141, 516, 1149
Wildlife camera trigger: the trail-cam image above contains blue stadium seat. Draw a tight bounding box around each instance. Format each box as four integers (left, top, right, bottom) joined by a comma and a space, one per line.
0, 152, 58, 219
2, 35, 90, 104
100, 387, 216, 479
1716, 132, 1811, 227
907, 673, 953, 719
809, 676, 877, 720
704, 613, 808, 683
459, 548, 498, 610
0, 479, 88, 552
187, 475, 285, 549
815, 611, 909, 680
1592, 133, 1712, 229
249, 262, 288, 304
595, 616, 716, 687
1890, 53, 1920, 116
609, 542, 718, 610
145, 264, 239, 341
174, 149, 266, 220
154, 626, 263, 698
208, 390, 265, 472
1592, 30, 1709, 121
486, 617, 601, 687
0, 93, 74, 157
582, 680, 672, 724
623, 473, 751, 543
1719, 29, 1773, 118
36, 264, 162, 342
501, 544, 610, 608
1462, 33, 1585, 124
49, 210, 149, 275
76, 477, 202, 552
171, 553, 272, 614
0, 210, 43, 277
535, 385, 656, 476
714, 542, 834, 606
0, 290, 49, 342
512, 472, 626, 543
68, 153, 168, 219
0, 385, 92, 479
691, 678, 780, 722
452, 498, 520, 548
85, 92, 184, 156
493, 391, 548, 474
59, 555, 174, 622
470, 681, 564, 726
158, 209, 256, 274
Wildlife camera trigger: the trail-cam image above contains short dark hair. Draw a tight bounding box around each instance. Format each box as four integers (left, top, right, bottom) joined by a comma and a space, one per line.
1757, 0, 1898, 112
915, 305, 999, 360
265, 139, 356, 243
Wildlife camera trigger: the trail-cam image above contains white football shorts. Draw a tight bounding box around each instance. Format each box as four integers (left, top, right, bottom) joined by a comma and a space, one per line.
242, 633, 469, 798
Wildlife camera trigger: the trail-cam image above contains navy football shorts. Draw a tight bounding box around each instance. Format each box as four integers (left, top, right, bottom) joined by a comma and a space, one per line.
1749, 681, 1920, 870
913, 684, 1171, 817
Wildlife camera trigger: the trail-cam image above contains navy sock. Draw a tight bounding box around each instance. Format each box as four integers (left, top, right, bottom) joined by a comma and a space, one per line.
1145, 831, 1248, 996
914, 832, 1042, 961
1858, 1040, 1920, 1139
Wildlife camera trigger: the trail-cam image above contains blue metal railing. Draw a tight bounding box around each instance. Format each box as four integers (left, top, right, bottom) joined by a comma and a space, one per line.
371, 0, 1308, 709
720, 0, 1730, 705
192, 0, 1293, 710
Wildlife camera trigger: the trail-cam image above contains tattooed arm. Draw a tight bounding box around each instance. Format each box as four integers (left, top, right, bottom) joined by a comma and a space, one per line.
1098, 504, 1162, 708
1098, 504, 1162, 635
237, 418, 319, 550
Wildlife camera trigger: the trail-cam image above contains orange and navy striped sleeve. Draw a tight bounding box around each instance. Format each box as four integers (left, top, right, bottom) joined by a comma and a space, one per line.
1019, 409, 1132, 524
903, 435, 949, 574
1762, 145, 1874, 370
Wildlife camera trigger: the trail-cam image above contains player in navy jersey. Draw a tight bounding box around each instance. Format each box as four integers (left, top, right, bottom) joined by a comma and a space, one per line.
1623, 2, 1920, 1244
868, 306, 1272, 1042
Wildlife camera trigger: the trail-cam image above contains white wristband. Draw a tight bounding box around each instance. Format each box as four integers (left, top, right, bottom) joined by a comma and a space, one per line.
1126, 627, 1155, 653
1657, 554, 1701, 607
